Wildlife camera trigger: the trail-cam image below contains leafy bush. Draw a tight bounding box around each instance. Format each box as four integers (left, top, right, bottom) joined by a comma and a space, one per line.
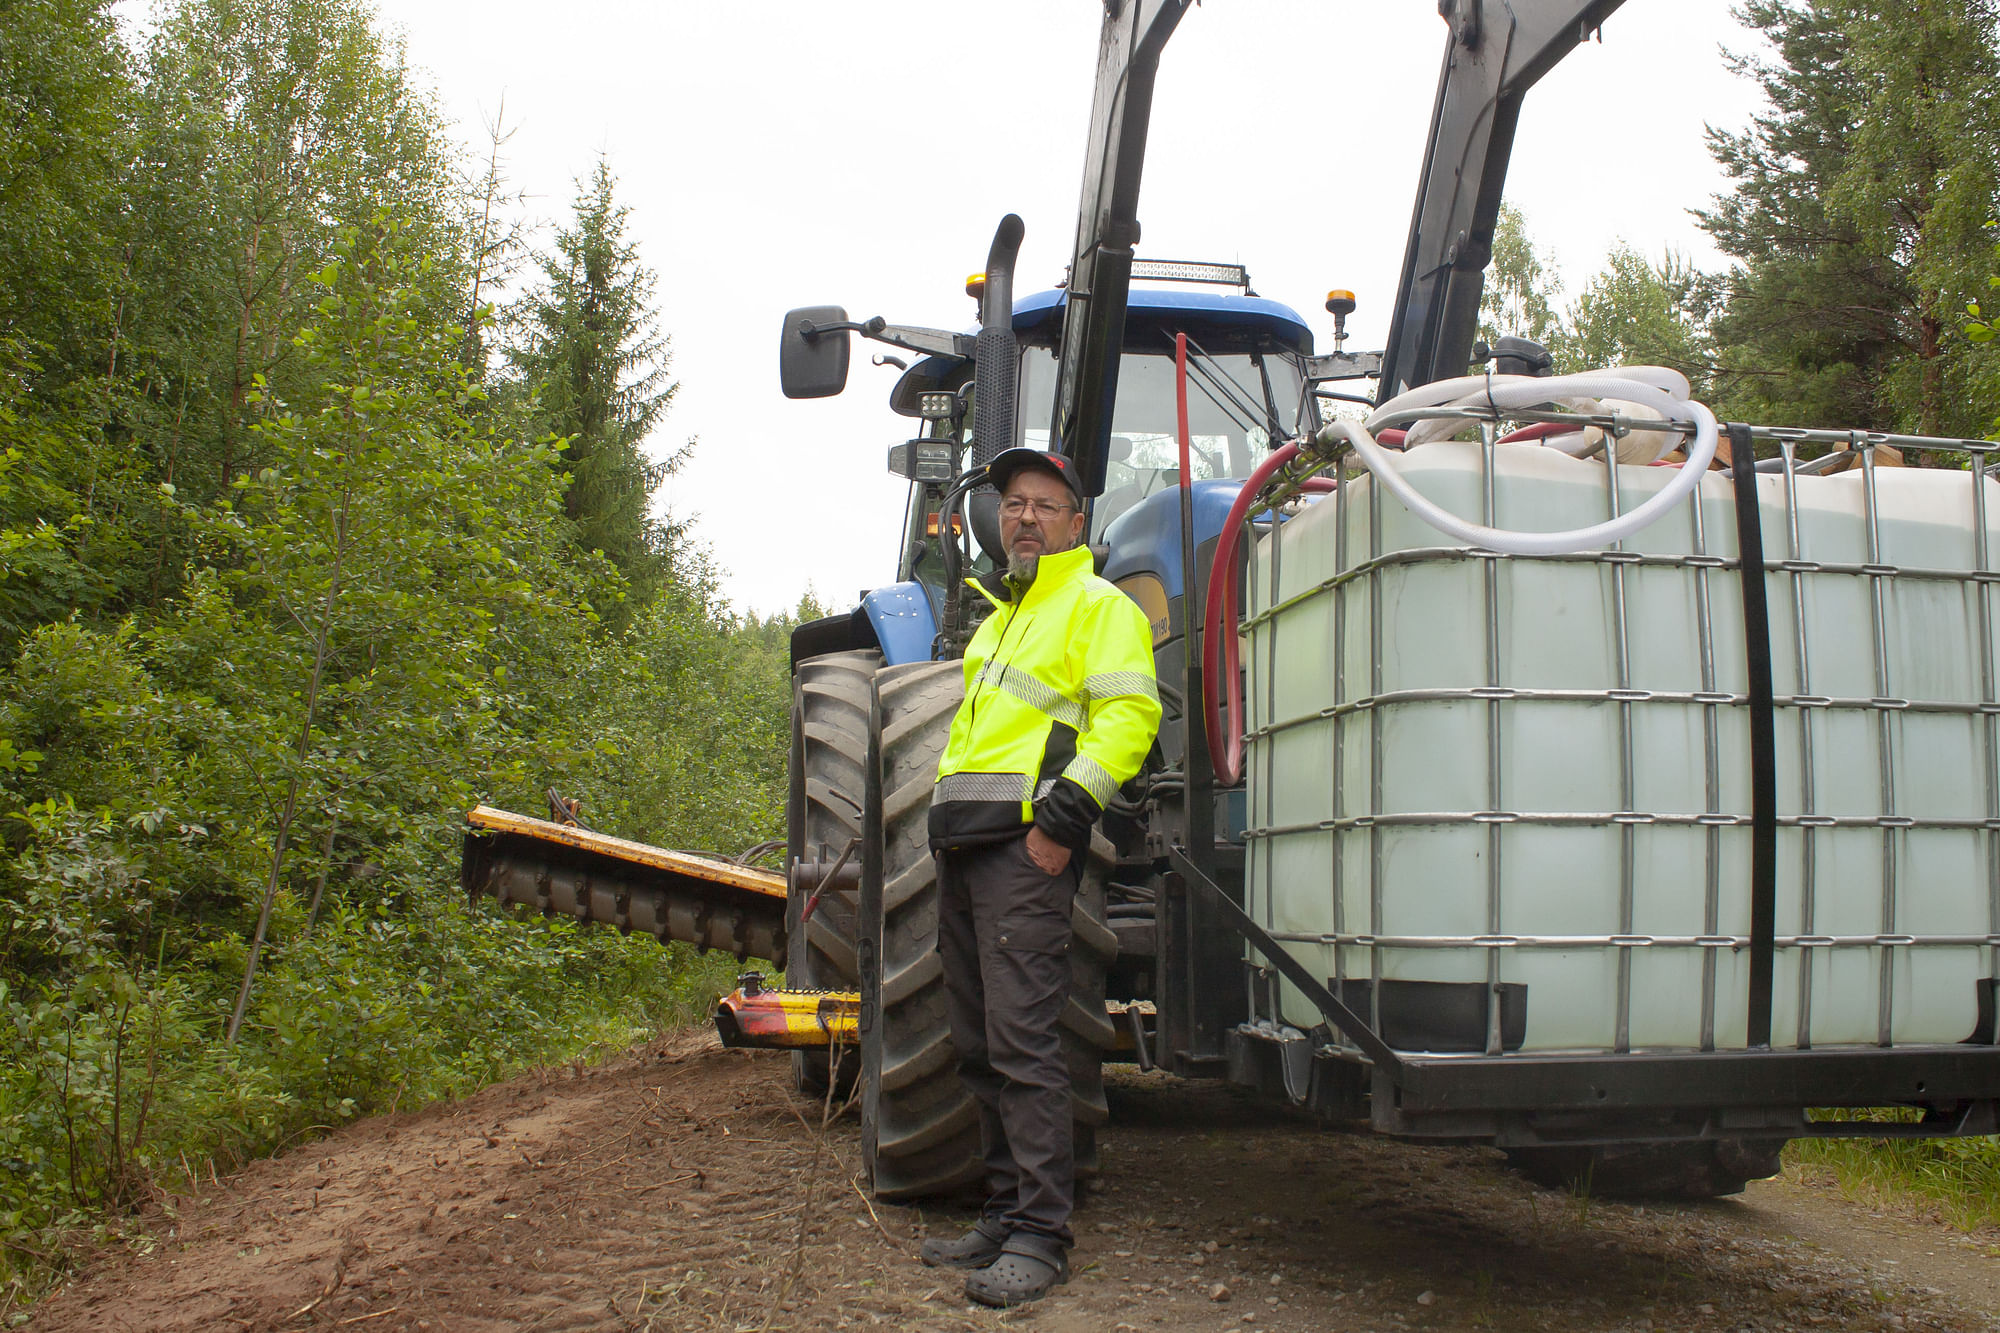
0, 0, 804, 1311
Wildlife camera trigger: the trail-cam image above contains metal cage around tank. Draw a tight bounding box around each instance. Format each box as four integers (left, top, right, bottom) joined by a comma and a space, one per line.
1218, 412, 2000, 1142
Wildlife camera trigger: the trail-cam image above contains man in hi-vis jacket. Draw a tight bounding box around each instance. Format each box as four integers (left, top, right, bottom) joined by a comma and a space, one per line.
917, 447, 1162, 1308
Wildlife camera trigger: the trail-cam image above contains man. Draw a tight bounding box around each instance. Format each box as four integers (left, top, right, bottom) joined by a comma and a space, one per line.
918, 447, 1163, 1308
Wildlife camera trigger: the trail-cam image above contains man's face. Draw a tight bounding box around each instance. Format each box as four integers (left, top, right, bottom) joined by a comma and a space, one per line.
999, 467, 1086, 570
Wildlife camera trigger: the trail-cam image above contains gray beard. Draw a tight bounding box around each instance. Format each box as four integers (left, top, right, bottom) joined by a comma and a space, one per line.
1005, 552, 1038, 588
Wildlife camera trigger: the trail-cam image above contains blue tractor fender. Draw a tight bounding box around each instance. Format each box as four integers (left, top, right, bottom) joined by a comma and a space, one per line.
860, 582, 939, 666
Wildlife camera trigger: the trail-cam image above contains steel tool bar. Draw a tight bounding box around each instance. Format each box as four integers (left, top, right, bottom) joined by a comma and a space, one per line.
1265, 929, 1996, 950
1247, 810, 2000, 835
1780, 440, 1821, 1048
1053, 0, 1193, 496
1378, 0, 1630, 397
1603, 415, 1638, 1052
1330, 453, 1354, 1007
1979, 463, 2000, 990
1862, 442, 1899, 1046
1168, 844, 1405, 1075
1481, 419, 1505, 1056
1369, 453, 1386, 1037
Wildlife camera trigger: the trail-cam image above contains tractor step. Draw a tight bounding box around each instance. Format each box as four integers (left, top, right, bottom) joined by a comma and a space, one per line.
713, 972, 859, 1049
460, 806, 788, 964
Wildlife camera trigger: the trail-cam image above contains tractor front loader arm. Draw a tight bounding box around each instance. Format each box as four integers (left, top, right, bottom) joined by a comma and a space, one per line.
1376, 0, 1628, 399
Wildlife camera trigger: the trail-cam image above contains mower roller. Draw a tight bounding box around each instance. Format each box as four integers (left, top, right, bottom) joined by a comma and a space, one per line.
461, 805, 789, 965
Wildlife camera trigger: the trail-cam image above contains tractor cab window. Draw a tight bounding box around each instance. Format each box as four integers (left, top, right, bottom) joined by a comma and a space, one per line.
1013, 341, 1309, 538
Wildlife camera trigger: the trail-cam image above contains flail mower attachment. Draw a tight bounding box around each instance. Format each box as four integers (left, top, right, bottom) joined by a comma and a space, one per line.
460, 805, 788, 965
712, 972, 859, 1050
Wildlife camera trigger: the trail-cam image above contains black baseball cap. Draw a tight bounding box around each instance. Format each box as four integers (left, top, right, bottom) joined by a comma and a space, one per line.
986, 447, 1084, 505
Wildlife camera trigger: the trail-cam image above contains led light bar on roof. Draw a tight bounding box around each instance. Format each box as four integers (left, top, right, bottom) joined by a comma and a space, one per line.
1129, 259, 1252, 289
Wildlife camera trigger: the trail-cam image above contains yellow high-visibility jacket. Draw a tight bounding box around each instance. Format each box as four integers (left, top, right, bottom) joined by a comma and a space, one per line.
930, 543, 1163, 853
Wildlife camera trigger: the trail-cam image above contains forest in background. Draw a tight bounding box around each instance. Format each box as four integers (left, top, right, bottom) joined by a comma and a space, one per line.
6, 0, 2000, 1309
1480, 0, 2000, 441
0, 0, 812, 1306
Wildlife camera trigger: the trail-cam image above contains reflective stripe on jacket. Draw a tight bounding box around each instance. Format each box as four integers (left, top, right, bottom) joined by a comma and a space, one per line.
930, 543, 1163, 853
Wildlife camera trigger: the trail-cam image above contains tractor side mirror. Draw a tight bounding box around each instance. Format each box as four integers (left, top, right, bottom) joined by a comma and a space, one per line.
779, 305, 852, 399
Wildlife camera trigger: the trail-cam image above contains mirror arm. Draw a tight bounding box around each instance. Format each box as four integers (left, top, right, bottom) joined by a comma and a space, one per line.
1305, 349, 1383, 384
798, 315, 974, 361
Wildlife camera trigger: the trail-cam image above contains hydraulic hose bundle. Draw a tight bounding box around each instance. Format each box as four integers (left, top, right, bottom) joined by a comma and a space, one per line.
1197, 367, 1723, 785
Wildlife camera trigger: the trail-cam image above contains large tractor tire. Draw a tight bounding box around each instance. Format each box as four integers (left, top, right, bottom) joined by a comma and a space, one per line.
1504, 1137, 1788, 1199
785, 650, 881, 1097
860, 660, 1120, 1200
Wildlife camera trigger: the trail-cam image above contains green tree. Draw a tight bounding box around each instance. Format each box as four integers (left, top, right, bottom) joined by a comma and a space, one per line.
1478, 203, 1564, 351
157, 218, 595, 1036
68, 0, 468, 624
506, 162, 682, 613
1702, 0, 2000, 436
1557, 246, 1719, 384
0, 0, 128, 373
0, 1, 808, 1301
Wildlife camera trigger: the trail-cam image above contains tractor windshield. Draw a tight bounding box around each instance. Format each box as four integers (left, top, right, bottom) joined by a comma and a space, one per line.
1014, 342, 1311, 537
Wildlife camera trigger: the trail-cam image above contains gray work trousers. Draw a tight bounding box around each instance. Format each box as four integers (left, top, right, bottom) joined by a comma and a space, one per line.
936, 835, 1078, 1250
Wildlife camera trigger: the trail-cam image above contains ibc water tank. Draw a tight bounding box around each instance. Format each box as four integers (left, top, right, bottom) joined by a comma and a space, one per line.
1242, 441, 2000, 1056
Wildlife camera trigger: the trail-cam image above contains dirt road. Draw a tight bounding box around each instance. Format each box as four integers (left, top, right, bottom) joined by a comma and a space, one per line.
27, 1030, 2000, 1332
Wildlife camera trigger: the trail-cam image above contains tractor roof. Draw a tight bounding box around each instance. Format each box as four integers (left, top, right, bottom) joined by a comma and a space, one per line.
1011, 287, 1313, 354
889, 287, 1313, 416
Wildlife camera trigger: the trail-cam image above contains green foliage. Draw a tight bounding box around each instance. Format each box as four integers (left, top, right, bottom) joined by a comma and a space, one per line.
1556, 247, 1720, 387
1702, 0, 2000, 435
0, 0, 799, 1310
504, 162, 683, 617
1478, 204, 1564, 352
0, 0, 129, 366
1789, 1116, 2000, 1231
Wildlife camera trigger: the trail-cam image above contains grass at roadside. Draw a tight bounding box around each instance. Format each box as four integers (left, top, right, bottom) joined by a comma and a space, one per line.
1786, 1117, 2000, 1231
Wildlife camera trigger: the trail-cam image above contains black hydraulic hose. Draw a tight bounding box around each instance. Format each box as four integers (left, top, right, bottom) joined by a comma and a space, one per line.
936, 465, 992, 650
938, 465, 991, 591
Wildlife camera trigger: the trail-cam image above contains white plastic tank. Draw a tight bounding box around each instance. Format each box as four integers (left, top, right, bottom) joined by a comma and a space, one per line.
1243, 441, 2000, 1055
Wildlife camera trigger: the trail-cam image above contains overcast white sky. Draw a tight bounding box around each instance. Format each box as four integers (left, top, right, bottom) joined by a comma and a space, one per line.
362, 1, 1766, 617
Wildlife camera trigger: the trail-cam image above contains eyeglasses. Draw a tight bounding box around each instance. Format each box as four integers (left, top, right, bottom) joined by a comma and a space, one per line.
999, 497, 1077, 520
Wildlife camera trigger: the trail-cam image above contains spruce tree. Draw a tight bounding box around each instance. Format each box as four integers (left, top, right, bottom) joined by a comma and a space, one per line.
507, 163, 681, 613
1701, 0, 2000, 436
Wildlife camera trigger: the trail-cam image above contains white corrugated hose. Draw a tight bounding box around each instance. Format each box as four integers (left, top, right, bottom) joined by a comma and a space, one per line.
1319, 367, 1721, 557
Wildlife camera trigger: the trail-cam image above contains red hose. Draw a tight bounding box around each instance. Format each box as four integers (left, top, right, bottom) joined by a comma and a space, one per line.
1204, 469, 1336, 785
1497, 421, 1574, 445
1201, 442, 1303, 787
1172, 343, 1335, 787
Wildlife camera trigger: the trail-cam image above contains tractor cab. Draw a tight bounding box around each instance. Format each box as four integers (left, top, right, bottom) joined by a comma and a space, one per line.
885, 268, 1319, 618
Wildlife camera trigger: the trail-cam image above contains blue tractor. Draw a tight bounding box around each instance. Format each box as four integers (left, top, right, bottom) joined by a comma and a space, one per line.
775, 246, 1369, 1194
468, 0, 2000, 1204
